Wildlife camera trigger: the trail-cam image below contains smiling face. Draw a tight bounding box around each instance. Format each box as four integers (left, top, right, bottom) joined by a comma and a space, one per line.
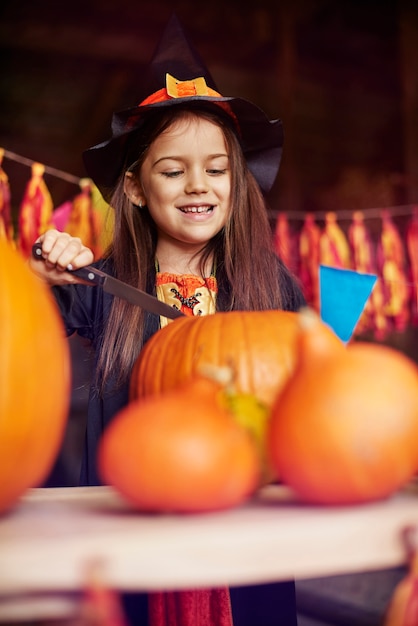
124, 112, 232, 266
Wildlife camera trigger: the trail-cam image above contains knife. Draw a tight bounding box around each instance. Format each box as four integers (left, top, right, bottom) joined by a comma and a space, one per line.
32, 242, 185, 320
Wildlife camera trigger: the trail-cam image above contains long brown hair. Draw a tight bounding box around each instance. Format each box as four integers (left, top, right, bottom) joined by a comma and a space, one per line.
97, 103, 287, 391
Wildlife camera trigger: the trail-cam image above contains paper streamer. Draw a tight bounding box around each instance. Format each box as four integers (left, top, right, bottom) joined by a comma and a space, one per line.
319, 265, 377, 343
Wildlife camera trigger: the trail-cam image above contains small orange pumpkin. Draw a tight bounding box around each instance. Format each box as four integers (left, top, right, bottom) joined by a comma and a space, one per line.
268, 311, 418, 505
131, 310, 336, 408
98, 376, 260, 512
0, 240, 71, 513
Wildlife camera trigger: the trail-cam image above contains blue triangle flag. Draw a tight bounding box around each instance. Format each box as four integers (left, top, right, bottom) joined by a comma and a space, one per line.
319, 265, 377, 343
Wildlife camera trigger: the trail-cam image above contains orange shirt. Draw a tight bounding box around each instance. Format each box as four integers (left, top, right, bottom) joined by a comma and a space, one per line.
155, 272, 218, 327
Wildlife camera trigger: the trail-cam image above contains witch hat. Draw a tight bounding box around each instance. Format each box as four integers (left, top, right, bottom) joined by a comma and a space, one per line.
142, 14, 217, 96
83, 15, 284, 198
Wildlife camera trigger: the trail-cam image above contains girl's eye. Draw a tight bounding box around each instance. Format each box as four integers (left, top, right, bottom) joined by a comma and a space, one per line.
162, 171, 183, 178
207, 168, 227, 175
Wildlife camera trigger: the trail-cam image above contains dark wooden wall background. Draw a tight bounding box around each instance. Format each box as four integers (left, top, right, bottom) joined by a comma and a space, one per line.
1, 0, 417, 215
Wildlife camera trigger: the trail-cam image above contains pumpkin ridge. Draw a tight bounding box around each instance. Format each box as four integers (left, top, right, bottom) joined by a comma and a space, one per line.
132, 310, 303, 408
185, 315, 207, 382
240, 313, 254, 397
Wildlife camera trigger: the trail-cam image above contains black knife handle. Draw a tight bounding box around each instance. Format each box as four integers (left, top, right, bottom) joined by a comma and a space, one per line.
32, 242, 45, 261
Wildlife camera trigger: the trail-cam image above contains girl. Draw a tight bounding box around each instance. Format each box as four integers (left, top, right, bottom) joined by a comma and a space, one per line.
30, 16, 305, 626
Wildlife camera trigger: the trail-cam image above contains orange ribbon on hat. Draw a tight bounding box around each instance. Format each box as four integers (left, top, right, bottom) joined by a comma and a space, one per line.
138, 74, 238, 130
140, 73, 222, 105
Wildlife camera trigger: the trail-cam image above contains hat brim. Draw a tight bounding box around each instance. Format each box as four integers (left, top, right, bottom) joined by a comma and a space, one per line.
83, 95, 283, 198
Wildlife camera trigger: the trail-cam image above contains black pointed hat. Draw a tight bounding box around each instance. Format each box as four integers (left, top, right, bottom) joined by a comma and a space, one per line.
83, 15, 283, 196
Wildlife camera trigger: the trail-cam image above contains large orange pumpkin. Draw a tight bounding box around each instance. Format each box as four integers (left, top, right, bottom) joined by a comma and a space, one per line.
131, 310, 339, 408
268, 311, 418, 505
0, 240, 71, 513
98, 376, 260, 512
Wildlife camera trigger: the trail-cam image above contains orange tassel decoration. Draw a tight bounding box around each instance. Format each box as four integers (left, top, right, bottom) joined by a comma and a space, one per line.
0, 148, 14, 242
18, 162, 53, 258
91, 182, 113, 256
406, 207, 418, 325
348, 210, 388, 338
319, 211, 351, 269
377, 210, 410, 333
273, 212, 297, 274
298, 213, 321, 311
65, 178, 103, 259
384, 526, 418, 626
348, 211, 374, 274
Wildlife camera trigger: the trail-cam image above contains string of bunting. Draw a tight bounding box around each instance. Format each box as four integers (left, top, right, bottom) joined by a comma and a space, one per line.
1, 148, 417, 340
0, 147, 113, 260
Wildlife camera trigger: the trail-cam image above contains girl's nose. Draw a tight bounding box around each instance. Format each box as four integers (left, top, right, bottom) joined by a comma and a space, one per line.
185, 169, 208, 194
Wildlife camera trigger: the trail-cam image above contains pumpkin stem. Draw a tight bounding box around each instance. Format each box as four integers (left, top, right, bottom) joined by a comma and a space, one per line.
298, 306, 322, 330
296, 306, 344, 361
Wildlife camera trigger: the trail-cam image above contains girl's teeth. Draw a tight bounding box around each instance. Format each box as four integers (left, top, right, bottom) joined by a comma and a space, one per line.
182, 206, 212, 213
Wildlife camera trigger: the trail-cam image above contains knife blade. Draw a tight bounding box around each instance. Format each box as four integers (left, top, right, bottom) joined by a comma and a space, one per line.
32, 243, 185, 320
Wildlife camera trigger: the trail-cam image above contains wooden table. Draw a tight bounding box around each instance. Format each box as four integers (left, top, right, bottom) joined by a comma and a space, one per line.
0, 484, 417, 621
